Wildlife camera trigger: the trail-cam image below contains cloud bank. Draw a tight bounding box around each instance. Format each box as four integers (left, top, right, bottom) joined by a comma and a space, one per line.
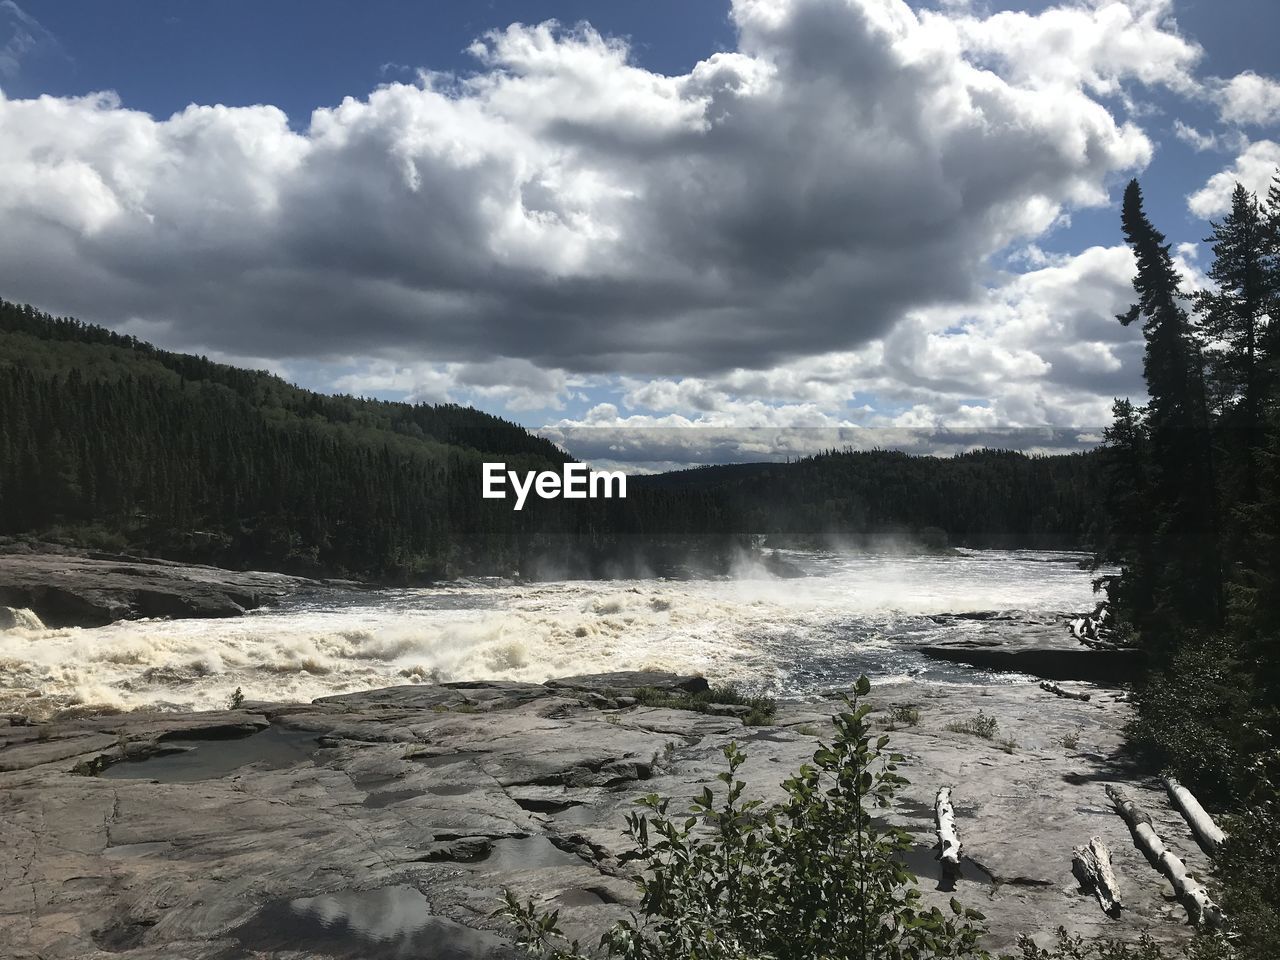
1, 0, 1276, 466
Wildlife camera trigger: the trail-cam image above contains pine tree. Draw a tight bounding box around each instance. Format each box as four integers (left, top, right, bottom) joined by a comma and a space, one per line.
1195, 184, 1272, 510
1117, 179, 1221, 632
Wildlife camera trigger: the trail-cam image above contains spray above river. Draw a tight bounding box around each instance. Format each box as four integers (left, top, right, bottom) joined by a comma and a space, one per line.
0, 549, 1098, 715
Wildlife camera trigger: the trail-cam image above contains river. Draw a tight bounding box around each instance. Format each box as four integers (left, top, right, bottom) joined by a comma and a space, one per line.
0, 548, 1099, 715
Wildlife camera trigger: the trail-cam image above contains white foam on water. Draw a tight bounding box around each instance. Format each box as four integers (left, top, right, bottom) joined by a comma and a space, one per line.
0, 550, 1099, 715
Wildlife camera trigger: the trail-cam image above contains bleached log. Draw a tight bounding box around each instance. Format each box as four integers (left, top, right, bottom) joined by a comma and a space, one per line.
1069, 617, 1088, 641
1072, 836, 1123, 916
1040, 680, 1091, 702
1106, 785, 1223, 929
935, 786, 961, 878
1163, 776, 1226, 858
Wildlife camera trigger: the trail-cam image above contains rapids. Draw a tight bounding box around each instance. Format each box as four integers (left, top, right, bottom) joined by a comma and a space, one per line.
0, 548, 1099, 715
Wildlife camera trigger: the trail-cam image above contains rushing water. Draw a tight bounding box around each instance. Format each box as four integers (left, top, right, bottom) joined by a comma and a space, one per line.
0, 548, 1099, 715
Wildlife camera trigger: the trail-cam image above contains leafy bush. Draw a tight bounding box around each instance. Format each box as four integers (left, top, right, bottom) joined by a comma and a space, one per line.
1015, 927, 1230, 960
945, 712, 999, 740
501, 676, 991, 959
1126, 633, 1260, 802
1214, 786, 1280, 959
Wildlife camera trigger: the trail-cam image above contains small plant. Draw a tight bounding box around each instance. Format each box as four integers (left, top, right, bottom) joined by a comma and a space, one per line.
1017, 926, 1230, 959
500, 676, 992, 959
946, 711, 999, 740
890, 704, 921, 727
228, 686, 245, 709
1060, 730, 1080, 750
998, 736, 1018, 754
631, 683, 777, 726
794, 723, 820, 736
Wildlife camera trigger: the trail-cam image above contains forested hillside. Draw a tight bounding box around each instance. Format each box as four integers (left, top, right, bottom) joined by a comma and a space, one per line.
640, 447, 1101, 549
0, 299, 576, 577
2, 298, 1102, 579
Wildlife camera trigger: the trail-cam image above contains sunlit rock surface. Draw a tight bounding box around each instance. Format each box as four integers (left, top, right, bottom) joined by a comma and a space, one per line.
0, 672, 1206, 959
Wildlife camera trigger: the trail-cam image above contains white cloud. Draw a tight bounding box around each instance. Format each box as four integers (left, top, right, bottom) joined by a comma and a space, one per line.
926, 0, 1202, 99
1172, 120, 1221, 152
0, 0, 1171, 380
1215, 71, 1280, 127
332, 357, 572, 411
1188, 139, 1280, 217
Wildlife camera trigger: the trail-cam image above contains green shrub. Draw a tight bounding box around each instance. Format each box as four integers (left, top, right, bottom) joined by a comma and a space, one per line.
631, 683, 777, 726
889, 704, 921, 727
501, 676, 991, 959
1015, 927, 1231, 960
1126, 633, 1260, 802
946, 712, 999, 740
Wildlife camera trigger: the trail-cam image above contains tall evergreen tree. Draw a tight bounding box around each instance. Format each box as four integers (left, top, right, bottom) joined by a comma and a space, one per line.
1195, 184, 1273, 510
1116, 178, 1221, 632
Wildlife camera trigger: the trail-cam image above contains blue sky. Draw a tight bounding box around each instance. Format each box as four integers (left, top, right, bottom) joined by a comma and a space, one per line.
3, 0, 1279, 467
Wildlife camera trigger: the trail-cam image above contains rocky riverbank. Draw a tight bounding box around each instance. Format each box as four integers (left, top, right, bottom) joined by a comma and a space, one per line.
0, 550, 341, 627
1, 669, 1208, 959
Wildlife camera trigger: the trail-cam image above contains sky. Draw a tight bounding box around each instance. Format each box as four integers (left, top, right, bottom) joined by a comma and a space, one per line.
2, 0, 1278, 470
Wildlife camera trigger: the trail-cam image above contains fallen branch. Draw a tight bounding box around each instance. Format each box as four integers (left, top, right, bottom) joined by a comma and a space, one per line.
1106, 785, 1223, 929
1072, 836, 1122, 916
1040, 680, 1091, 702
935, 786, 961, 879
1163, 776, 1226, 858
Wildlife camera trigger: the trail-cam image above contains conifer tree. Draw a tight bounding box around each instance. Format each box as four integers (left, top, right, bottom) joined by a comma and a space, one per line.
1195, 184, 1272, 508
1116, 179, 1221, 632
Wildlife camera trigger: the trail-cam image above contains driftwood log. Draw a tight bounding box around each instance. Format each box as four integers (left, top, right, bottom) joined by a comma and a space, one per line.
1040, 680, 1091, 702
1067, 601, 1125, 648
935, 786, 962, 878
1072, 836, 1123, 916
1106, 785, 1223, 929
1163, 776, 1226, 858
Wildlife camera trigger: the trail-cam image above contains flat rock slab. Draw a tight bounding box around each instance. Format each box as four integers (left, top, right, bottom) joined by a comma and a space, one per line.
0, 553, 323, 627
915, 618, 1145, 684
0, 672, 1205, 958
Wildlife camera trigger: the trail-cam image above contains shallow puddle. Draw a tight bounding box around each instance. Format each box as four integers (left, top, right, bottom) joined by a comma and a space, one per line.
232, 885, 513, 959
481, 836, 585, 872
100, 726, 320, 782
363, 787, 422, 809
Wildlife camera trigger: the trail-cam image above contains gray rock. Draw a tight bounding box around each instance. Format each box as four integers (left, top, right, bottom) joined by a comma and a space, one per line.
0, 552, 322, 627
546, 670, 710, 694
0, 672, 1200, 959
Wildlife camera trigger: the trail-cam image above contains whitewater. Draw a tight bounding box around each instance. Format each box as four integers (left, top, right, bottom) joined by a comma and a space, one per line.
0, 549, 1099, 716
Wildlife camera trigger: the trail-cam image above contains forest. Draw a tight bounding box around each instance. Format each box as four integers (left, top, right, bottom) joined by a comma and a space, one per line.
0, 298, 1103, 579
1090, 176, 1280, 958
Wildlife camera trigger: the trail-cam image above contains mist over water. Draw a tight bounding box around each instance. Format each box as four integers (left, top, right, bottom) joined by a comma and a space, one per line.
0, 549, 1098, 715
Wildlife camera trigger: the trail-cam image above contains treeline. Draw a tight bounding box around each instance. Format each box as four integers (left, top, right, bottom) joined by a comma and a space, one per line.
1096, 176, 1280, 957
1, 298, 1102, 579
0, 300, 742, 578
640, 447, 1101, 549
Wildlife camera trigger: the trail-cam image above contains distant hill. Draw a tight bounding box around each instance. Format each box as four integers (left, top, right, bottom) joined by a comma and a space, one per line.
0, 298, 1102, 580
